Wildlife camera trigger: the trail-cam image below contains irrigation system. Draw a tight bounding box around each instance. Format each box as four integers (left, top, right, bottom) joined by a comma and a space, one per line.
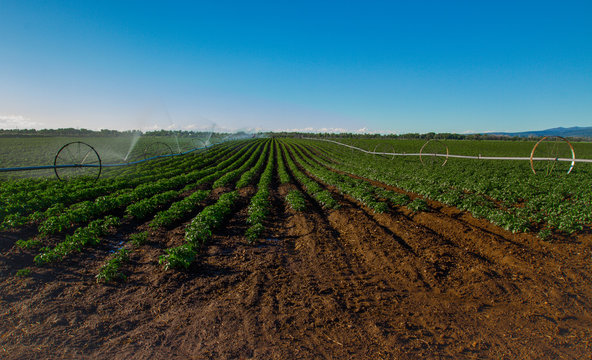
0, 141, 214, 181
0, 131, 262, 181
1, 135, 591, 181
307, 136, 592, 175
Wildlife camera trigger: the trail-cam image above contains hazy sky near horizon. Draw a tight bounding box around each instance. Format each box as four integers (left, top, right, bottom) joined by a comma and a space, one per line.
1, 0, 591, 134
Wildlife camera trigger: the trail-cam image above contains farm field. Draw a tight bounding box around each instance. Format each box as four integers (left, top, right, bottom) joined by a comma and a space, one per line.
1, 136, 592, 359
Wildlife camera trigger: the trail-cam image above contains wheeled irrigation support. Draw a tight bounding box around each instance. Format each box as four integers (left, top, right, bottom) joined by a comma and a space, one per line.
419, 139, 449, 167
305, 137, 592, 173
0, 141, 216, 180
529, 136, 576, 175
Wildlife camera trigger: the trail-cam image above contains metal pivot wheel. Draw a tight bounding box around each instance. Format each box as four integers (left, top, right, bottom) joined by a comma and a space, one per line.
530, 136, 576, 175
143, 142, 174, 160
54, 141, 102, 181
373, 143, 396, 160
419, 139, 449, 166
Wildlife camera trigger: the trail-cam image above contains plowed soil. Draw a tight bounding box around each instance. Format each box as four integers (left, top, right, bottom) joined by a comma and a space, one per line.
1, 175, 592, 359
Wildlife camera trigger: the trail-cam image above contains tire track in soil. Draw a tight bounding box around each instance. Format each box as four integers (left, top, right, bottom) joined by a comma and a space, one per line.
340, 194, 592, 358
287, 146, 442, 291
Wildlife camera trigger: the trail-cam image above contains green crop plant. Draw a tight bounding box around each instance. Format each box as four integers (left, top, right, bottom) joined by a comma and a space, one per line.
129, 231, 149, 246
285, 190, 306, 211
15, 268, 32, 277
15, 238, 42, 250
96, 248, 130, 283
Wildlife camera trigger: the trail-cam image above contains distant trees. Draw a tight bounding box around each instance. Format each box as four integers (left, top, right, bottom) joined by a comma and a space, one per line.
269, 131, 534, 141
0, 128, 226, 138
0, 128, 129, 137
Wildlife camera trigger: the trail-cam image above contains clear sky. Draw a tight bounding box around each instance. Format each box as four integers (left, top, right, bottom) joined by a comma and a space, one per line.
1, 0, 591, 134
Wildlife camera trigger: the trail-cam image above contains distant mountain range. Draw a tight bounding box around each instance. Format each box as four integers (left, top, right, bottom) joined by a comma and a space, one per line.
487, 126, 592, 138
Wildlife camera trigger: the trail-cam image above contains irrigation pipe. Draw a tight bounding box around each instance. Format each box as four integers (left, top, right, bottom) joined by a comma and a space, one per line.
305, 138, 592, 163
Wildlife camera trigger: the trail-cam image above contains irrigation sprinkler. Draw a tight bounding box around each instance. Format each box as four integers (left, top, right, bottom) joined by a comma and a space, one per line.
54, 142, 102, 181
419, 139, 449, 167
530, 136, 576, 175
192, 138, 207, 151
143, 142, 174, 160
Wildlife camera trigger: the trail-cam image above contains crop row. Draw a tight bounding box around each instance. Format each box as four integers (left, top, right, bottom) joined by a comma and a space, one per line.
159, 191, 240, 270
96, 248, 130, 283
280, 143, 339, 209
235, 141, 271, 189
287, 143, 409, 213
149, 190, 211, 229
4, 140, 276, 277
274, 142, 307, 211
275, 141, 291, 185
122, 141, 268, 222
245, 143, 275, 242
34, 215, 120, 265
212, 141, 266, 188
27, 140, 267, 267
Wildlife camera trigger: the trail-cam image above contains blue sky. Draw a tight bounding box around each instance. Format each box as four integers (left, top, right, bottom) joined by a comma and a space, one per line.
1, 0, 591, 133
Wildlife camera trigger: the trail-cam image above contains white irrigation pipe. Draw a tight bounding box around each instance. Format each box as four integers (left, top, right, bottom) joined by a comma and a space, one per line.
305, 138, 592, 164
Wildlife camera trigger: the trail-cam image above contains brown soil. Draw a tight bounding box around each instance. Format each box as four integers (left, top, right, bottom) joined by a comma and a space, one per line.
1, 177, 592, 359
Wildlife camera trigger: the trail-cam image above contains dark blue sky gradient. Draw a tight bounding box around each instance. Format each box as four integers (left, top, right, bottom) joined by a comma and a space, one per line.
1, 1, 591, 133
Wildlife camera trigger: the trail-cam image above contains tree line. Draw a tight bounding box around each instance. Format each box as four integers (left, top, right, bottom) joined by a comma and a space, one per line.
0, 128, 223, 138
